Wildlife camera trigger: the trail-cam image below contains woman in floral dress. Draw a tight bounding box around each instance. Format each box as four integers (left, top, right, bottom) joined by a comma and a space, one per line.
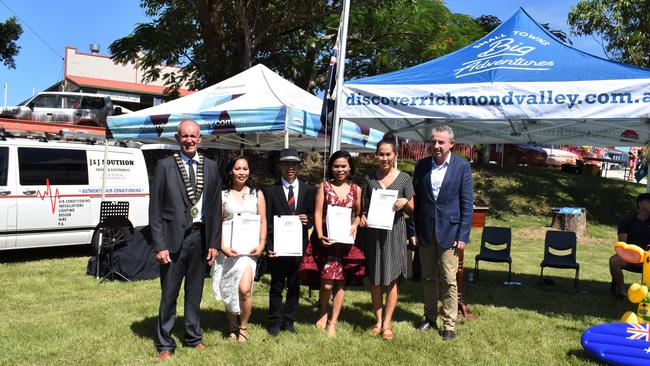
312, 150, 365, 337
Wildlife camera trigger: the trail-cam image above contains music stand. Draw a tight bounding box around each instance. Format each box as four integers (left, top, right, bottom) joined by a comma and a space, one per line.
96, 201, 133, 283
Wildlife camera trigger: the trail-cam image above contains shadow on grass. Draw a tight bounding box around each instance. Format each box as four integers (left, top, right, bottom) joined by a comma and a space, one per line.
566, 349, 600, 364
130, 294, 381, 343
396, 269, 633, 321
347, 299, 423, 329
0, 245, 91, 263
296, 282, 424, 328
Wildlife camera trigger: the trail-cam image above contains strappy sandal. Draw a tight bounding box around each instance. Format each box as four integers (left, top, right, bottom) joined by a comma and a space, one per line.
370, 325, 382, 336
382, 328, 394, 341
237, 326, 249, 343
226, 326, 239, 340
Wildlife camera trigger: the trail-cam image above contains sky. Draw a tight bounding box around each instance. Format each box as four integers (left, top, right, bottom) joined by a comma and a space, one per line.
1, 0, 146, 105
1, 0, 605, 106
444, 0, 605, 57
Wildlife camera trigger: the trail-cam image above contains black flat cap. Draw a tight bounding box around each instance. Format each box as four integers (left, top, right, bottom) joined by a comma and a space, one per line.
278, 148, 300, 162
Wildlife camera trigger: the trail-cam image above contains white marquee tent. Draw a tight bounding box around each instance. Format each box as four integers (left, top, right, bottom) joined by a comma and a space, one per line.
108, 64, 383, 152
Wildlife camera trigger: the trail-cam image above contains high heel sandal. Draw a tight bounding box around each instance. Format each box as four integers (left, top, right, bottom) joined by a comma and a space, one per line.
237, 326, 249, 343
326, 321, 337, 337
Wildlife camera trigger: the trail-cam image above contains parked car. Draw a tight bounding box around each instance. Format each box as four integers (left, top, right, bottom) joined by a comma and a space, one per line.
543, 148, 581, 167
0, 92, 118, 127
112, 104, 133, 114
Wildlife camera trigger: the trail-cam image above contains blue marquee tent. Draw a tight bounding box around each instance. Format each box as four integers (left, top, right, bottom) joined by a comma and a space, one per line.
340, 8, 650, 146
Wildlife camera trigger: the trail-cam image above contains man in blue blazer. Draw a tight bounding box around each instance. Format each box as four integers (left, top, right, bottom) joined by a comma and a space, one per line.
412, 125, 473, 340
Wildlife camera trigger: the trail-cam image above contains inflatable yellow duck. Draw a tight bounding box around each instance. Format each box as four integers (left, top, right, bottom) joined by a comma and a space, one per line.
614, 242, 650, 323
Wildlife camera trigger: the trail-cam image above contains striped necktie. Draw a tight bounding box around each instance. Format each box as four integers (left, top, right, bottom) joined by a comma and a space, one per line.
287, 184, 296, 214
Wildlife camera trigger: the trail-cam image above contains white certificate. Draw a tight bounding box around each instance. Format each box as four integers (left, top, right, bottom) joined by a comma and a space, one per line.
231, 214, 261, 254
367, 189, 398, 230
221, 220, 233, 248
326, 205, 354, 244
273, 215, 303, 256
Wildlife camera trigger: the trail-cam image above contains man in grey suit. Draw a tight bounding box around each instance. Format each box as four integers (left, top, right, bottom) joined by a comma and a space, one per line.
412, 125, 473, 341
150, 119, 221, 360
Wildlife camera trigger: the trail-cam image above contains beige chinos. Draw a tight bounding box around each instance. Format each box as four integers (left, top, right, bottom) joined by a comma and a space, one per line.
420, 235, 458, 331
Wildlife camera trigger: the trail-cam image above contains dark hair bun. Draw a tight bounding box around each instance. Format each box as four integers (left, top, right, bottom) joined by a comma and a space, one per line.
382, 132, 396, 142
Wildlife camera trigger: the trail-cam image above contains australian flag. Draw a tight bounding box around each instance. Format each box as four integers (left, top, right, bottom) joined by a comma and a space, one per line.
321, 40, 339, 140
320, 1, 350, 154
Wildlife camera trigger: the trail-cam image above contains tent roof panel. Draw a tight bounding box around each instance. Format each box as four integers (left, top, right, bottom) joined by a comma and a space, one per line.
108, 64, 383, 151
349, 8, 650, 85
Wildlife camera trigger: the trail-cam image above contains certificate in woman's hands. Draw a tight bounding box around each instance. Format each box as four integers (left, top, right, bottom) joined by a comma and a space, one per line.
367, 189, 398, 230
326, 205, 354, 244
231, 214, 261, 254
221, 220, 233, 247
273, 215, 303, 256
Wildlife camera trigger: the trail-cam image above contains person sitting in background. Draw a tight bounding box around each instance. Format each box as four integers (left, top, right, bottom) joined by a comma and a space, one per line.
610, 192, 650, 298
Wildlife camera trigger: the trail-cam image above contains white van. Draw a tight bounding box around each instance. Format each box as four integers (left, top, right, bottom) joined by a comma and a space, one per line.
0, 135, 149, 251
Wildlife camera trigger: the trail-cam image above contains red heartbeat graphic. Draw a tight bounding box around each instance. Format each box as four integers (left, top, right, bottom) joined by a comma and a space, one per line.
35, 178, 62, 214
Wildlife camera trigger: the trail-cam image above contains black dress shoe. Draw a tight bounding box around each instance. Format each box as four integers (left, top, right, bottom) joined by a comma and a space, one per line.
282, 322, 297, 334
268, 324, 281, 337
442, 330, 456, 341
416, 318, 437, 331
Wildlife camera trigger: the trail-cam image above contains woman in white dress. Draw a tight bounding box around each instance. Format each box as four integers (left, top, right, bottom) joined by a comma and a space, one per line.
211, 156, 266, 342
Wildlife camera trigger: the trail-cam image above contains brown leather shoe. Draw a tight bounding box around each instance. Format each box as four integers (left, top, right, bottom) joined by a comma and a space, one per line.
193, 343, 206, 350
158, 351, 172, 361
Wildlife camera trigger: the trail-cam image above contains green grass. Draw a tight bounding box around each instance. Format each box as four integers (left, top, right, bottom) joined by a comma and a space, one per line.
0, 164, 647, 365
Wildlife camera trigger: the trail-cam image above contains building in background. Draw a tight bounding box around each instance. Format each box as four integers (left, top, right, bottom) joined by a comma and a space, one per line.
44, 46, 192, 111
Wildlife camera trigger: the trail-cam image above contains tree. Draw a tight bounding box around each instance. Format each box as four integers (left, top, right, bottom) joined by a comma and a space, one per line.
540, 23, 572, 45
0, 17, 23, 69
110, 0, 492, 96
568, 0, 650, 67
267, 0, 491, 91
475, 15, 500, 33
342, 0, 489, 79
110, 0, 332, 97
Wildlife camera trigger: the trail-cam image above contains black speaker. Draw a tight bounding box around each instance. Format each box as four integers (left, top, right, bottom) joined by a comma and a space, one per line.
87, 226, 159, 281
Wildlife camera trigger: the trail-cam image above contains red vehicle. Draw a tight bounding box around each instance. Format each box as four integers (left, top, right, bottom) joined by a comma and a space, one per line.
503, 144, 548, 167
